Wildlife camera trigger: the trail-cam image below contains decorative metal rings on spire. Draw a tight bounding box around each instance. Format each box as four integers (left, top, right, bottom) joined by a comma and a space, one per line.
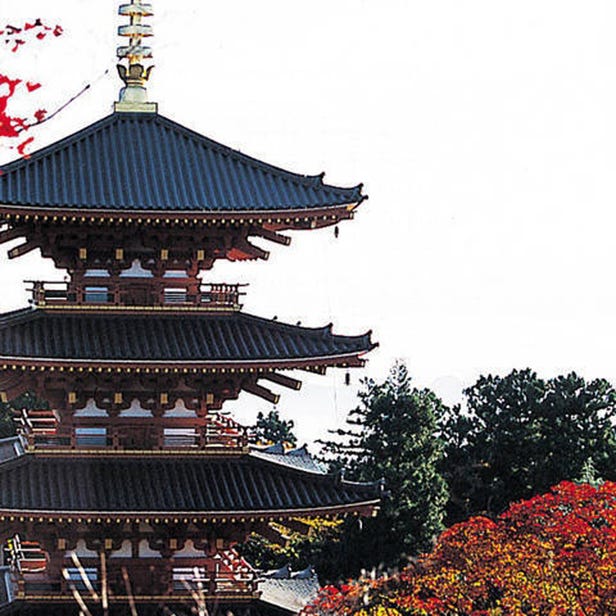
117, 3, 154, 64
115, 3, 157, 112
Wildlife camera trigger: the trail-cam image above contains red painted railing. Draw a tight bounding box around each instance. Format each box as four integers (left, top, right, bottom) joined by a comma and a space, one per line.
25, 280, 246, 309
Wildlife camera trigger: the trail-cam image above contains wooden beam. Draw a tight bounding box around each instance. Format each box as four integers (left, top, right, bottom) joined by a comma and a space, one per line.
244, 382, 280, 405
234, 237, 269, 260
0, 372, 28, 399
281, 518, 312, 535
299, 365, 327, 375
0, 226, 27, 245
261, 372, 302, 391
252, 522, 288, 545
8, 239, 38, 259
252, 227, 291, 246
0, 372, 23, 390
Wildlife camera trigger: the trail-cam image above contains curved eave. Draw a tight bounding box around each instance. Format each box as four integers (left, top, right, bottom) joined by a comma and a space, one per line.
0, 201, 364, 232
0, 112, 367, 219
0, 501, 380, 523
0, 453, 381, 521
0, 349, 373, 371
0, 307, 377, 370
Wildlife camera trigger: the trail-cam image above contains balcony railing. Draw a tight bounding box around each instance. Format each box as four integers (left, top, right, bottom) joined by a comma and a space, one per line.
20, 568, 258, 600
172, 568, 258, 595
21, 421, 248, 452
26, 280, 246, 310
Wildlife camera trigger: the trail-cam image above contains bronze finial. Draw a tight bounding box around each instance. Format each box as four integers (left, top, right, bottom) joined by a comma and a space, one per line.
115, 3, 157, 112
117, 64, 154, 89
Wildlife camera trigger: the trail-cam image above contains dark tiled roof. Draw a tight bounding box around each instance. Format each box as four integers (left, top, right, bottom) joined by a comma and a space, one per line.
0, 454, 379, 515
0, 308, 373, 364
253, 445, 326, 474
0, 567, 11, 608
259, 571, 320, 614
0, 113, 364, 212
0, 438, 24, 464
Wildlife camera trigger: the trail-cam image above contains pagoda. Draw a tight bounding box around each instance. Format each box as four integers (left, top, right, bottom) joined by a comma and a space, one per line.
0, 4, 378, 615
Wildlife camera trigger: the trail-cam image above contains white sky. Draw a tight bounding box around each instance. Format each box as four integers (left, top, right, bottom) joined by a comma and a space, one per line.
1, 1, 616, 444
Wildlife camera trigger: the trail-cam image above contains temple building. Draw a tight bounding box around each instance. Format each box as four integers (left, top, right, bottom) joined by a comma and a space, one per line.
0, 4, 377, 615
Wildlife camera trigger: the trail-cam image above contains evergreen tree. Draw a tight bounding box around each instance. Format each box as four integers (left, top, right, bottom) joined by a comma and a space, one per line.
441, 369, 616, 522
320, 362, 448, 573
251, 409, 297, 447
0, 392, 49, 438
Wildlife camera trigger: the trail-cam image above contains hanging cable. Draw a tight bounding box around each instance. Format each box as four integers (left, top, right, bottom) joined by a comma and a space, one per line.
19, 67, 111, 132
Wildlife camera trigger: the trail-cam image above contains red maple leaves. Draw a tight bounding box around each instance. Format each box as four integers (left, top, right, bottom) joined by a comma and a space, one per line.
307, 481, 616, 615
1, 19, 62, 53
0, 18, 63, 157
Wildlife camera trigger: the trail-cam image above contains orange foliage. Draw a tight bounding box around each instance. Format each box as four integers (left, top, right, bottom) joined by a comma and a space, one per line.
307, 481, 616, 615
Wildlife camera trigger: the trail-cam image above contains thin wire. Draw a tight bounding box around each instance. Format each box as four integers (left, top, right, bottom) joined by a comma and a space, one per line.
19, 66, 112, 132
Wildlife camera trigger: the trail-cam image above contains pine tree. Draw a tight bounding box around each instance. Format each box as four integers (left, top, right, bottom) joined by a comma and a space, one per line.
320, 362, 448, 573
251, 409, 298, 447
0, 392, 49, 438
440, 369, 616, 522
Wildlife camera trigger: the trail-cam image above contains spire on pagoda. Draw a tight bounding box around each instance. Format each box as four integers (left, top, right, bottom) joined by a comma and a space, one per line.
114, 2, 157, 113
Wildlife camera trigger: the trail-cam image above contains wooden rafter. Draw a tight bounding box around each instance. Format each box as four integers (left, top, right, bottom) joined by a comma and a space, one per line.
252, 522, 287, 544
300, 364, 328, 375
233, 237, 269, 261
243, 382, 280, 405
280, 518, 312, 535
251, 226, 291, 246
261, 372, 302, 391
0, 225, 28, 245
0, 372, 29, 400
8, 239, 38, 259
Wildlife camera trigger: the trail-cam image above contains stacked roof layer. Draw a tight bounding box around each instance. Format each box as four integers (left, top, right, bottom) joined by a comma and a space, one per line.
0, 113, 363, 212
0, 308, 374, 363
0, 454, 379, 514
259, 569, 320, 614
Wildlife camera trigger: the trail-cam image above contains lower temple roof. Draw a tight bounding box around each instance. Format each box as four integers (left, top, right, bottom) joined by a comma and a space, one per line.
259, 568, 320, 614
0, 308, 374, 367
0, 453, 379, 518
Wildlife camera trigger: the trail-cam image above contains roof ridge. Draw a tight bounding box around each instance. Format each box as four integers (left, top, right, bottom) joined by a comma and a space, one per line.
248, 451, 379, 494
0, 113, 119, 172
238, 311, 332, 334
0, 112, 365, 212
0, 306, 38, 326
0, 109, 359, 196
155, 114, 362, 193
239, 312, 373, 343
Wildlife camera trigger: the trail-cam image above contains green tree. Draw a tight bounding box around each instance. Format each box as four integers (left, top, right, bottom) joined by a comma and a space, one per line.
0, 392, 49, 439
239, 518, 344, 580
251, 409, 297, 447
441, 369, 616, 522
320, 362, 448, 574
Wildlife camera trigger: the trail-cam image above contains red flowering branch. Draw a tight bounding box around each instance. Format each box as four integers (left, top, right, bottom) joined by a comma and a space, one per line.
0, 19, 63, 157
1, 19, 62, 53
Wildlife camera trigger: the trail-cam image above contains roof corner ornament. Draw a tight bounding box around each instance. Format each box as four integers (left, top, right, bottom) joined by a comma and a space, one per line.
114, 2, 158, 113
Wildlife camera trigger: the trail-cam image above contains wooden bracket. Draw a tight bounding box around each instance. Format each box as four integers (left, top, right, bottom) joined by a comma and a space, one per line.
262, 372, 302, 391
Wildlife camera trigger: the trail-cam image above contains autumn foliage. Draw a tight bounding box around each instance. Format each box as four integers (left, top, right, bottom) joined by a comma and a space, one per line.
306, 481, 616, 615
0, 19, 63, 155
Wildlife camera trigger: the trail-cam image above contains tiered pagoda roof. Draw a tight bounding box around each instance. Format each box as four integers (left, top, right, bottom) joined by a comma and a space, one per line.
0, 5, 377, 611
0, 111, 367, 267
0, 308, 374, 368
259, 566, 320, 614
0, 452, 380, 521
0, 112, 364, 219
